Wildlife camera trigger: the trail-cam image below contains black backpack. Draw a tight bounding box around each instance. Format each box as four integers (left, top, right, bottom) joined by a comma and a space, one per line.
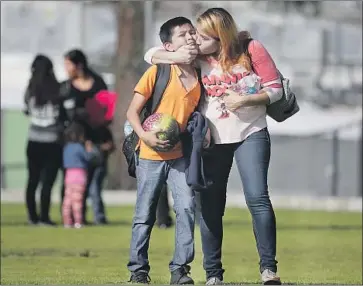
122, 64, 172, 178
243, 38, 299, 122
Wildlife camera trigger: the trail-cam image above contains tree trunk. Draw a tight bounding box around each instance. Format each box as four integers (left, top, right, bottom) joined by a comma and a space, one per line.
107, 1, 145, 190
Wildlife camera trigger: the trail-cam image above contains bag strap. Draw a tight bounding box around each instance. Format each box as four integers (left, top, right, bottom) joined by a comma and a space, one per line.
243, 38, 285, 80
242, 37, 254, 57
242, 38, 254, 72
145, 64, 171, 115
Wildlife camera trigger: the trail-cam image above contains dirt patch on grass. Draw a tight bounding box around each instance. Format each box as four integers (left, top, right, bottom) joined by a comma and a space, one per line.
1, 248, 96, 258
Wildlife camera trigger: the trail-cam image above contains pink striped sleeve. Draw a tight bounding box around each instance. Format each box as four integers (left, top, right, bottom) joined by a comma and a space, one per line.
248, 40, 283, 103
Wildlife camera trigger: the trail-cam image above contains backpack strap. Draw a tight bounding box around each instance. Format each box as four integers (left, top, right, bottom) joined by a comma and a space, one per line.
242, 38, 284, 81
241, 38, 254, 55
148, 64, 171, 114
241, 38, 254, 72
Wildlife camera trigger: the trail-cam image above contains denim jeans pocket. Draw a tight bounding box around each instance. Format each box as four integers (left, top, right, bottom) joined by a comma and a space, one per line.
138, 158, 161, 170
248, 127, 270, 144
262, 127, 271, 144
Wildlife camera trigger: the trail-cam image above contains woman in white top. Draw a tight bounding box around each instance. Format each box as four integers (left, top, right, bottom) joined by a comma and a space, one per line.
145, 8, 283, 285
23, 55, 65, 226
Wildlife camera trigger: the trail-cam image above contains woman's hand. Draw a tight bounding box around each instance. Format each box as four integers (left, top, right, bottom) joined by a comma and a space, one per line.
223, 89, 248, 111
174, 44, 199, 64
148, 43, 199, 65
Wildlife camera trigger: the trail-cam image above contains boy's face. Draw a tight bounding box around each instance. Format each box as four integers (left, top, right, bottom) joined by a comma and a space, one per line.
164, 23, 197, 52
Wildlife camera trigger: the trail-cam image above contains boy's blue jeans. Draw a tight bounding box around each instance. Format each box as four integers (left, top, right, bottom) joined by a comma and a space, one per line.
127, 157, 195, 273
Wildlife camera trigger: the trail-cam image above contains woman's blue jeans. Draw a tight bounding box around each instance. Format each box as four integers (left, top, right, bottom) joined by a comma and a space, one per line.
200, 128, 278, 280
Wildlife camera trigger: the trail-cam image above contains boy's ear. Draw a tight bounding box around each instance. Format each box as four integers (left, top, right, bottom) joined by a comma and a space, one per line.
163, 42, 175, 52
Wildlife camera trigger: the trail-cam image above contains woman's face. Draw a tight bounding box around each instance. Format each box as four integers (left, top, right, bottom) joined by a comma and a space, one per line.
64, 58, 78, 79
196, 26, 220, 55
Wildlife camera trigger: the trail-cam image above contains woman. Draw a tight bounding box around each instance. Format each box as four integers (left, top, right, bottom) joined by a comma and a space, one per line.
144, 8, 283, 285
61, 49, 114, 225
24, 54, 64, 226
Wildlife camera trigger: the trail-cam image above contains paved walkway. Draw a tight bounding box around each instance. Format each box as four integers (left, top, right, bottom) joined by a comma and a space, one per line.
1, 189, 361, 212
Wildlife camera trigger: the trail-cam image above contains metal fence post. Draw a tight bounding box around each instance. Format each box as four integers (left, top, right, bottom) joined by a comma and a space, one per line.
331, 131, 339, 196
1, 164, 6, 189
359, 129, 362, 197
1, 108, 4, 190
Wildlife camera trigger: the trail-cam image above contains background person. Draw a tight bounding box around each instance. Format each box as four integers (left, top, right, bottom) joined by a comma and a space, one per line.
23, 54, 65, 226
61, 49, 112, 225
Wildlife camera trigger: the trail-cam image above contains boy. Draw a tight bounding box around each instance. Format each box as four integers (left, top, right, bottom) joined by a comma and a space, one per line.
126, 17, 201, 284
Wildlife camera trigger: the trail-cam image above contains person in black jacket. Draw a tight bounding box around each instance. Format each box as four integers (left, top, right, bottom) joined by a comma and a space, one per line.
60, 49, 114, 225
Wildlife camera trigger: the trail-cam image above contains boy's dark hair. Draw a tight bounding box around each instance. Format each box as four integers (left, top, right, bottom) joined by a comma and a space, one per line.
159, 17, 193, 44
64, 122, 85, 143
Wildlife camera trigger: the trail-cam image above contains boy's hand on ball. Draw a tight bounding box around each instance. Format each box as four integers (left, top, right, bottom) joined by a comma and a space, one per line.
141, 129, 170, 150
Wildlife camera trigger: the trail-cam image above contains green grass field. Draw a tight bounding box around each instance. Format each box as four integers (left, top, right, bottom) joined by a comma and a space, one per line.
1, 203, 362, 285
2, 109, 37, 190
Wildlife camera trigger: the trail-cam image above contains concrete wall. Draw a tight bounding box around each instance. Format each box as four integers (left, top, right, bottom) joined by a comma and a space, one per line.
227, 135, 361, 197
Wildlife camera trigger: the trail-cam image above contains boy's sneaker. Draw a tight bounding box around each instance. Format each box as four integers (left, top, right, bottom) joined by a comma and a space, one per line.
261, 269, 281, 285
206, 277, 223, 285
129, 271, 151, 284
170, 265, 194, 285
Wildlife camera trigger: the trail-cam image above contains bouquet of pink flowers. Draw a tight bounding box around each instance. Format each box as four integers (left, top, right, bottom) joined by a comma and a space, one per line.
231, 73, 261, 95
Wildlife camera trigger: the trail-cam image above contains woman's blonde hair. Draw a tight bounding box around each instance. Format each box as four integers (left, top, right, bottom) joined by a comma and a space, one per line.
197, 8, 252, 73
